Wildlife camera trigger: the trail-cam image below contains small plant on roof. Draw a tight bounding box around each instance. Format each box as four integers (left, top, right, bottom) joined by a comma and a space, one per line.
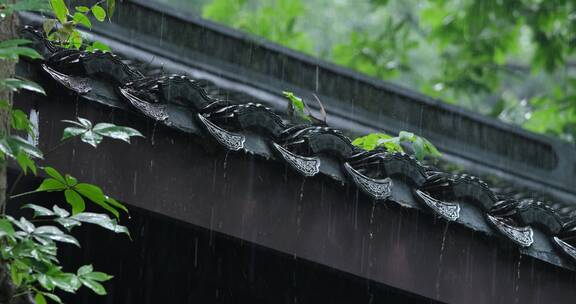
352, 131, 442, 161
282, 91, 327, 125
282, 91, 440, 161
43, 0, 114, 51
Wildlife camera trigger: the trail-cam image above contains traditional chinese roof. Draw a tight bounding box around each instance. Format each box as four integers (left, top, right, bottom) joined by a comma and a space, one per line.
16, 21, 576, 275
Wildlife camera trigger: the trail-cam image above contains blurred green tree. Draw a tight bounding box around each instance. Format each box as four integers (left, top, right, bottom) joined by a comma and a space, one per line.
197, 0, 576, 142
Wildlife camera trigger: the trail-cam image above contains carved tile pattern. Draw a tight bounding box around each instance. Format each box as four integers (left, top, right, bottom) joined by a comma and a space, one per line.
344, 163, 391, 200
487, 215, 534, 247
415, 189, 460, 221
272, 143, 320, 177
197, 114, 245, 151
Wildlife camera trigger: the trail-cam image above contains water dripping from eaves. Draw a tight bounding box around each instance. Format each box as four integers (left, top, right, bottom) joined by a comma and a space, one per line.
208, 202, 215, 247
435, 222, 450, 299
368, 201, 376, 240
298, 177, 306, 202
212, 158, 218, 192
296, 177, 306, 237
132, 171, 138, 195
395, 210, 403, 249
353, 189, 360, 230
223, 151, 230, 179
514, 253, 522, 304
150, 121, 158, 145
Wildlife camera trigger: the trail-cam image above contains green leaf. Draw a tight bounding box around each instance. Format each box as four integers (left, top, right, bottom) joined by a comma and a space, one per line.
75, 184, 119, 218
51, 272, 81, 293
50, 0, 68, 24
73, 12, 92, 28
106, 0, 116, 20
0, 138, 13, 157
53, 205, 70, 218
37, 273, 55, 291
83, 271, 113, 282
35, 293, 47, 304
0, 78, 45, 95
22, 204, 55, 217
74, 183, 105, 204
282, 91, 310, 121
71, 212, 129, 235
413, 137, 425, 161
93, 123, 143, 143
0, 136, 43, 159
10, 136, 42, 158
398, 131, 416, 142
0, 219, 15, 238
0, 46, 42, 60
64, 189, 86, 214
423, 138, 442, 158
62, 118, 141, 147
90, 41, 111, 52
11, 109, 33, 132
62, 119, 88, 128
68, 30, 83, 49
80, 130, 104, 147
16, 151, 37, 175
55, 217, 81, 230
36, 178, 67, 192
11, 264, 24, 286
75, 6, 90, 13
61, 126, 86, 141
43, 19, 58, 35
11, 217, 35, 234
65, 174, 78, 187
283, 91, 304, 111
77, 264, 93, 276
105, 196, 128, 213
91, 4, 106, 22
43, 293, 62, 304
0, 39, 31, 48
79, 277, 106, 295
33, 226, 80, 246
352, 133, 394, 151
77, 117, 93, 128
44, 167, 65, 183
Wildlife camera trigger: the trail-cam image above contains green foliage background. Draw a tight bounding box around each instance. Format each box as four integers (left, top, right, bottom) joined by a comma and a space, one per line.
160, 0, 576, 144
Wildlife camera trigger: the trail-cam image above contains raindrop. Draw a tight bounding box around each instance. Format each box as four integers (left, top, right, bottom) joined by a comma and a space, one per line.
435, 222, 450, 299
223, 151, 230, 179
299, 177, 306, 202
150, 122, 158, 145
514, 253, 522, 304
132, 171, 138, 195
368, 201, 376, 240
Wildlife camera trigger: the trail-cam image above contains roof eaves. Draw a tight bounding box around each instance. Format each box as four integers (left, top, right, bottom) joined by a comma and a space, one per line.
16, 25, 576, 272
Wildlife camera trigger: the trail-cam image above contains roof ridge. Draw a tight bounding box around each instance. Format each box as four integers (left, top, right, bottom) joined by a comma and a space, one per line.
20, 25, 576, 270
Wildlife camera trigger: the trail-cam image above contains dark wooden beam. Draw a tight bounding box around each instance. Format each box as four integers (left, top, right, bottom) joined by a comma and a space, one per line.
12, 92, 575, 304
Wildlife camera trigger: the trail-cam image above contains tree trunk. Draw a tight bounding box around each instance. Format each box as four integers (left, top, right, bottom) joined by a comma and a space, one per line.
0, 9, 34, 304
0, 0, 17, 216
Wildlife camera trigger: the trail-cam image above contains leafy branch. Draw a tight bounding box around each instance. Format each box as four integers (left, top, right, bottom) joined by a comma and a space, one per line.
0, 1, 133, 303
